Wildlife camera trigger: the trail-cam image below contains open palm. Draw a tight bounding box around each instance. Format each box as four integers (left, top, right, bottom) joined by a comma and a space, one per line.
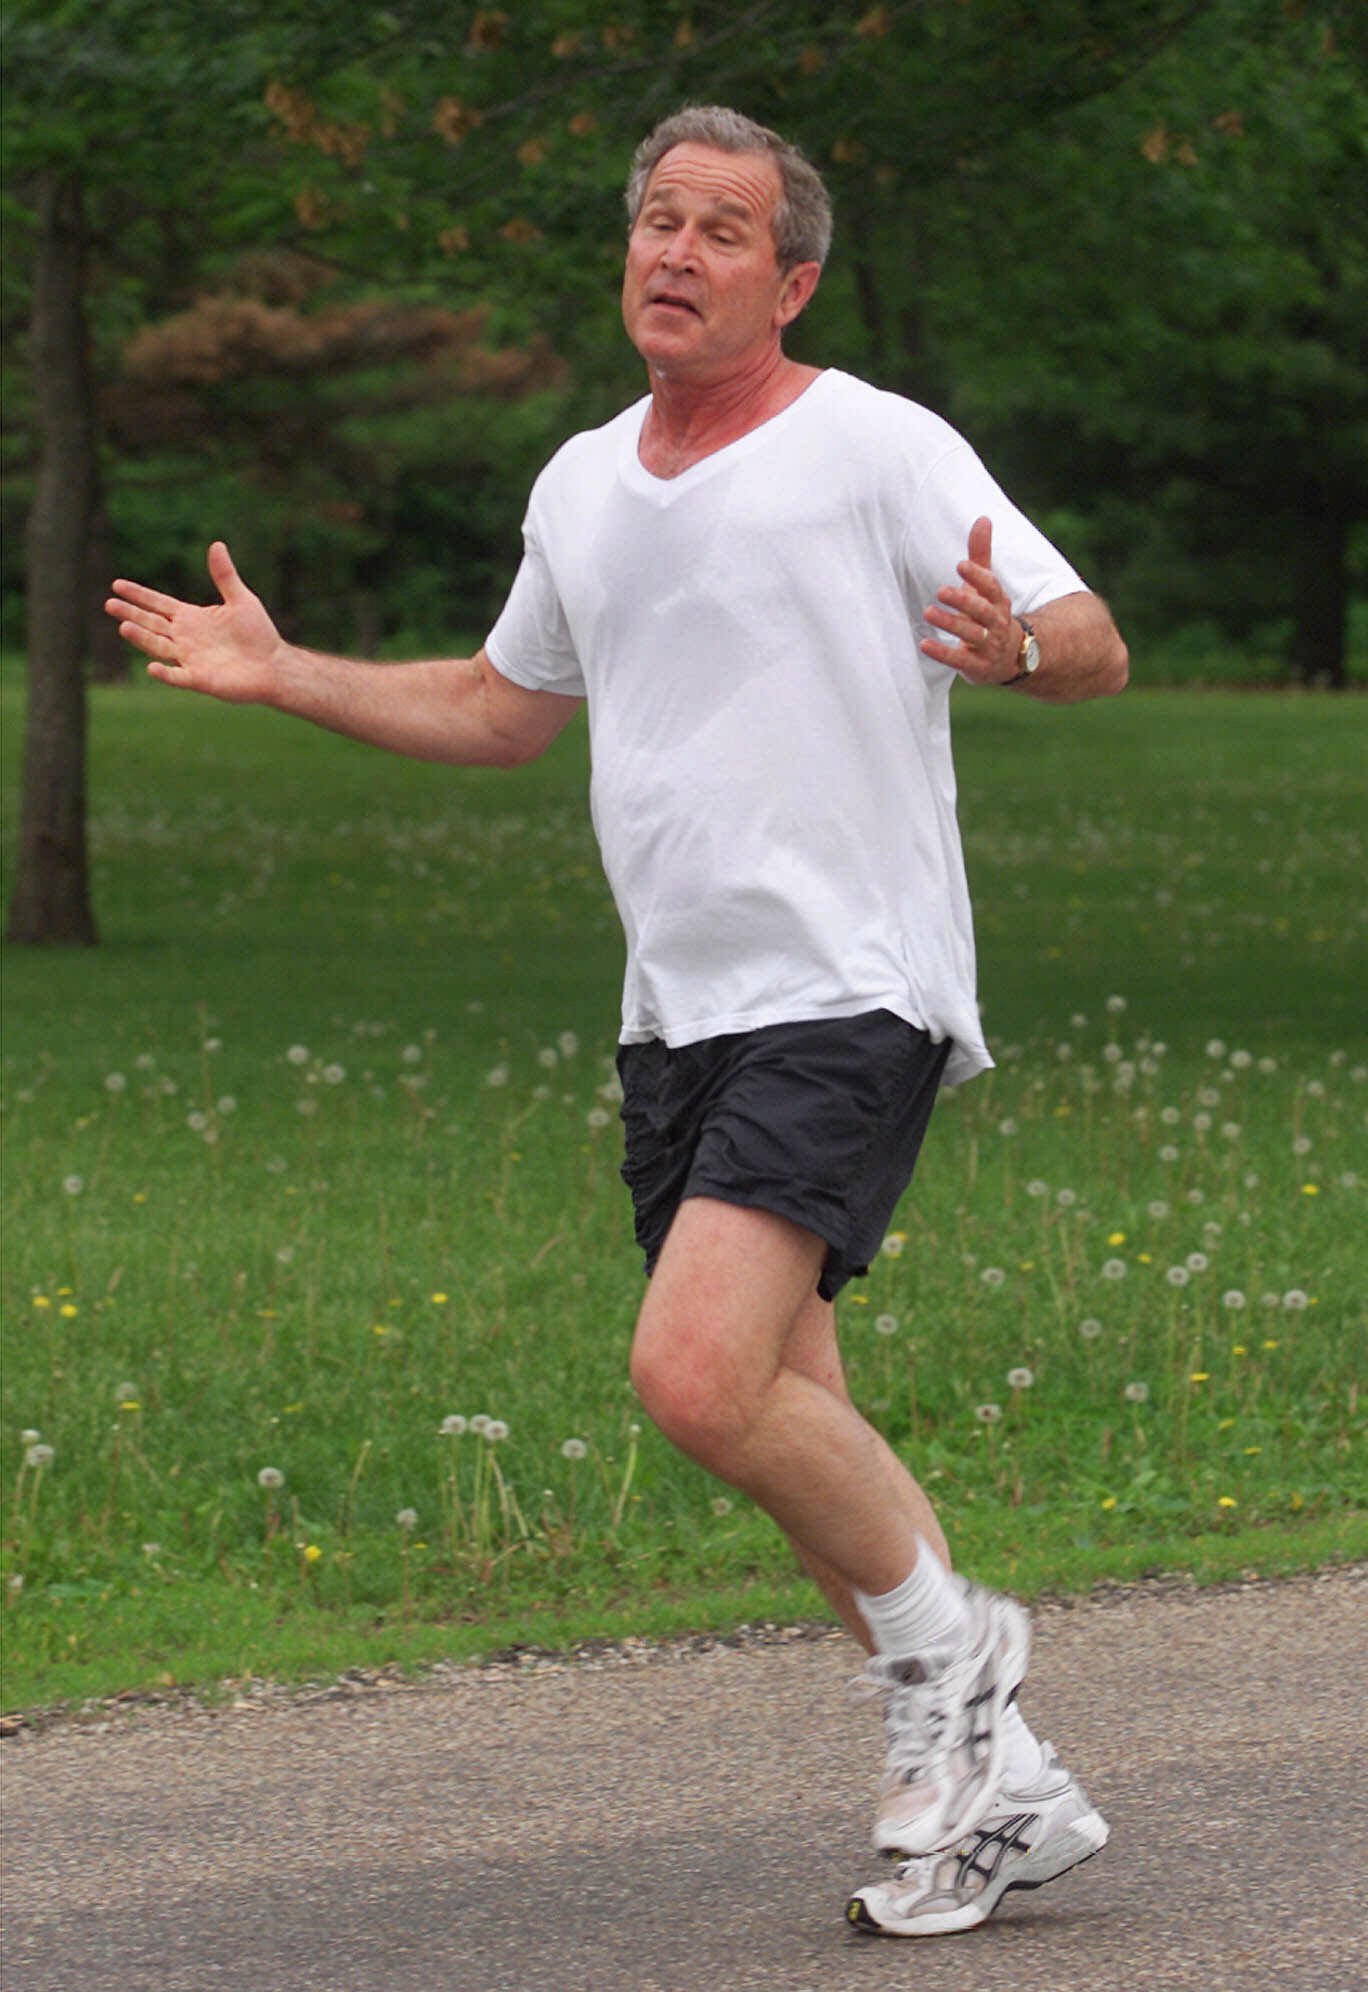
106, 542, 284, 704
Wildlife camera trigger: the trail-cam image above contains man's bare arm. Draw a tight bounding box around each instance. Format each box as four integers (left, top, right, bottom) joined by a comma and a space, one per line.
921, 517, 1129, 705
106, 541, 582, 768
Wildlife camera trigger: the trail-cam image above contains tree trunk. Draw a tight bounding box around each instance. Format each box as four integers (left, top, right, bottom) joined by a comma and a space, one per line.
87, 488, 129, 683
1290, 483, 1349, 690
6, 171, 99, 944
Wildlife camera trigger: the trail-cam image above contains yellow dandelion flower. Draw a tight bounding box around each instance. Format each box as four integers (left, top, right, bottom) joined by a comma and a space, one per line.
1100, 1495, 1117, 1511
430, 1292, 450, 1306
847, 1293, 870, 1305
1108, 1231, 1126, 1246
32, 1295, 51, 1309
1243, 1446, 1262, 1456
1262, 1339, 1280, 1351
59, 1303, 78, 1319
1138, 1252, 1153, 1264
372, 1322, 389, 1337
303, 1544, 323, 1564
1190, 1371, 1210, 1383
1217, 1496, 1237, 1508
1232, 1344, 1247, 1356
1300, 1183, 1319, 1196
1290, 1491, 1304, 1512
118, 1399, 140, 1413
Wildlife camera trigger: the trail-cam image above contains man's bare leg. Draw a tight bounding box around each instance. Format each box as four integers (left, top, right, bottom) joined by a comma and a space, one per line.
780, 1288, 950, 1651
630, 1196, 943, 1606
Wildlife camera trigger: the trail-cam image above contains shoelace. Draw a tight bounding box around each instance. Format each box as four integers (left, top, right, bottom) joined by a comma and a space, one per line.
850, 1646, 982, 1778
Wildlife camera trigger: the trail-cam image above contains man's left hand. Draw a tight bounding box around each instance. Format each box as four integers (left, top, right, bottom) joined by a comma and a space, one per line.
920, 517, 1023, 685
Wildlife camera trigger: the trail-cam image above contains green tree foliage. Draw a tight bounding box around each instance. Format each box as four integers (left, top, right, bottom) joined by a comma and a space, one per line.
918, 0, 1368, 682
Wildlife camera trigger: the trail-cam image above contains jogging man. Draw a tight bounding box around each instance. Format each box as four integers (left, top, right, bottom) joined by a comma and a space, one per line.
108, 106, 1128, 1938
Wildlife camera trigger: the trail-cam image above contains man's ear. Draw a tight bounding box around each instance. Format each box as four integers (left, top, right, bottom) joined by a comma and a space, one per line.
776, 260, 822, 329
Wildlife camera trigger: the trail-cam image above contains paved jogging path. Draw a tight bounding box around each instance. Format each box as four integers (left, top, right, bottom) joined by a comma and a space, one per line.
4, 1567, 1365, 1992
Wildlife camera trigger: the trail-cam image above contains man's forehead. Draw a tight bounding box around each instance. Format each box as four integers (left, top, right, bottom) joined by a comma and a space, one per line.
642, 142, 781, 219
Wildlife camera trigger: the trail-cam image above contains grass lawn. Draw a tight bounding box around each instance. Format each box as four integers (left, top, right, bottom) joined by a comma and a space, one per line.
3, 675, 1366, 1710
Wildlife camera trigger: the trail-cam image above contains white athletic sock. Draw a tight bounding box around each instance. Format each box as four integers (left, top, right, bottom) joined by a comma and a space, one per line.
855, 1537, 969, 1663
1000, 1703, 1050, 1786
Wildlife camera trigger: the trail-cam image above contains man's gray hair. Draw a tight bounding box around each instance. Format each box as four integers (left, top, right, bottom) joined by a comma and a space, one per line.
625, 105, 833, 270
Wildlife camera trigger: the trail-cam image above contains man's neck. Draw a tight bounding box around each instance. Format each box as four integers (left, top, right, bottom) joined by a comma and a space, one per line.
639, 350, 821, 480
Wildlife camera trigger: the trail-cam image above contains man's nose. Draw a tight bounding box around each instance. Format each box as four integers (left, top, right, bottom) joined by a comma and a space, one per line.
660, 226, 700, 268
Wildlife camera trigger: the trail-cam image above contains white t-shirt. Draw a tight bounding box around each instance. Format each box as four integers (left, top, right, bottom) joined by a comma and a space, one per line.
486, 368, 1084, 1085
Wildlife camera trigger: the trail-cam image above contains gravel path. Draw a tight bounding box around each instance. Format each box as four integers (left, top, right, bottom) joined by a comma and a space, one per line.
4, 1567, 1365, 1991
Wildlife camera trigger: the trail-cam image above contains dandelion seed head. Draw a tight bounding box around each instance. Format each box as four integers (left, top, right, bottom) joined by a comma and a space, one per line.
1206, 1039, 1227, 1060
1055, 1187, 1078, 1206
974, 1402, 1003, 1424
1106, 995, 1127, 1013
586, 1107, 611, 1131
1222, 1290, 1247, 1311
470, 1414, 492, 1436
997, 1118, 1018, 1137
286, 1044, 310, 1066
20, 1428, 40, 1445
440, 1415, 467, 1436
1148, 1200, 1170, 1220
395, 1507, 418, 1530
711, 1495, 733, 1516
537, 1046, 559, 1069
980, 1266, 1006, 1288
257, 1466, 285, 1489
1007, 1366, 1035, 1390
560, 1438, 588, 1460
1101, 1259, 1127, 1281
1078, 1317, 1103, 1341
25, 1443, 54, 1470
881, 1232, 907, 1258
7, 1574, 23, 1593
485, 1419, 509, 1442
1026, 1179, 1049, 1198
104, 1072, 127, 1093
1186, 1251, 1209, 1273
485, 1064, 510, 1088
62, 1174, 84, 1196
874, 1313, 899, 1337
1282, 1289, 1309, 1311
1166, 1265, 1190, 1287
1124, 1381, 1150, 1403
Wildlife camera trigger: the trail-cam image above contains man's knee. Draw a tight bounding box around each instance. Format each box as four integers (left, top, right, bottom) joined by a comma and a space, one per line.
629, 1323, 752, 1473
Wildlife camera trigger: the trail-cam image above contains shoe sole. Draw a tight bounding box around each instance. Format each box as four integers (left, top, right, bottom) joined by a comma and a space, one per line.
848, 1808, 1109, 1938
872, 1596, 1032, 1858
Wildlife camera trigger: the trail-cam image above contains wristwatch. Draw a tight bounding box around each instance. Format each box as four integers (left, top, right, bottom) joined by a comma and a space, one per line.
1002, 616, 1040, 686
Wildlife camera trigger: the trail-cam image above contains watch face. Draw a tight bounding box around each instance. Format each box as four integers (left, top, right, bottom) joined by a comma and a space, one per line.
1023, 632, 1041, 673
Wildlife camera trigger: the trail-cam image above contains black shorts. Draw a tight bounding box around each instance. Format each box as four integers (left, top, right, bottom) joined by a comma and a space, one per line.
616, 1010, 950, 1301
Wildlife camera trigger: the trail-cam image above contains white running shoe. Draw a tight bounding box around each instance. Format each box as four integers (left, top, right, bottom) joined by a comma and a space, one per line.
860, 1580, 1030, 1856
846, 1748, 1109, 1938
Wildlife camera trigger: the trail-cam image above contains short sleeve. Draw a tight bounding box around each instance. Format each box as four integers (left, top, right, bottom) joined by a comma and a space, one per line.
485, 521, 587, 699
901, 445, 1086, 622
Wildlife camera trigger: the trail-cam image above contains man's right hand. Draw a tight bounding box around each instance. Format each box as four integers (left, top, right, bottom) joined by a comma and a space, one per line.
106, 541, 285, 706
